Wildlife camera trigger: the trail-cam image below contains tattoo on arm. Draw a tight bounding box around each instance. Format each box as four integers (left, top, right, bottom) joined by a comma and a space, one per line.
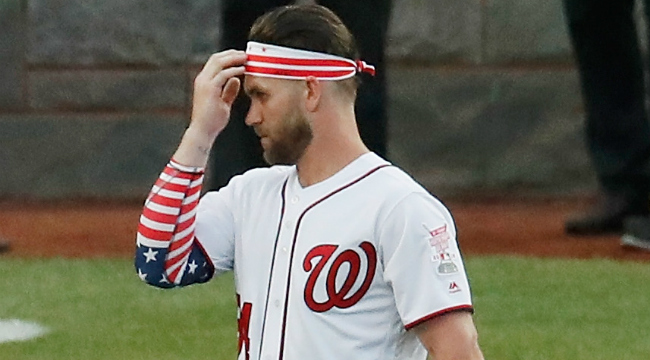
197, 145, 210, 155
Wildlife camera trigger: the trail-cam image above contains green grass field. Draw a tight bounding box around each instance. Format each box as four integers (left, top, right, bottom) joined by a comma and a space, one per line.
1, 256, 649, 359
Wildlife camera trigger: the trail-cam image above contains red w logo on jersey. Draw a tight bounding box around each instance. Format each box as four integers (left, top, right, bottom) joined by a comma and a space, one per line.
302, 242, 377, 312
237, 294, 252, 360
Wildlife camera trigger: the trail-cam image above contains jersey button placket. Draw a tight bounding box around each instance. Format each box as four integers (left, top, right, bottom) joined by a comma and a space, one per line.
259, 191, 299, 359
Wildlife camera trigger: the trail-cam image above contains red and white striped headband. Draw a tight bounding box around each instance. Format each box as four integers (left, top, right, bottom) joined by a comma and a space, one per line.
245, 41, 375, 81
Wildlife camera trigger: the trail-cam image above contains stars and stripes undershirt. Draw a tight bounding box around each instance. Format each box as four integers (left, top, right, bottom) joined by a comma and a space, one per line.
135, 160, 214, 287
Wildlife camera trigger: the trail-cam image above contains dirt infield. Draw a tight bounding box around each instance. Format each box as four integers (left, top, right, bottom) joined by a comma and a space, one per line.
1, 198, 650, 262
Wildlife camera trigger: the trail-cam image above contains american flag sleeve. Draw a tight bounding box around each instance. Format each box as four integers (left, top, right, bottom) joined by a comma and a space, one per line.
135, 160, 215, 288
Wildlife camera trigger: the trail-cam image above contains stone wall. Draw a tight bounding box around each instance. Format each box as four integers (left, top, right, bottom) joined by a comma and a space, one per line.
1, 0, 622, 200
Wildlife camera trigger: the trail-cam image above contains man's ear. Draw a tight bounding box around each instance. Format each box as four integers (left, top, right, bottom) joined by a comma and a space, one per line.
304, 76, 322, 112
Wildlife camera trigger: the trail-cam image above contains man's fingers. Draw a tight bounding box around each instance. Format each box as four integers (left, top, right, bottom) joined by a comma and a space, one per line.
201, 49, 243, 71
222, 77, 241, 106
201, 50, 247, 79
195, 50, 246, 99
212, 65, 245, 92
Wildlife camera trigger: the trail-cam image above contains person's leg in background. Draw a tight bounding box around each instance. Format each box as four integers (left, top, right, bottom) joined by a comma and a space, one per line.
0, 236, 10, 254
563, 0, 650, 235
620, 0, 650, 250
320, 0, 392, 158
207, 0, 287, 190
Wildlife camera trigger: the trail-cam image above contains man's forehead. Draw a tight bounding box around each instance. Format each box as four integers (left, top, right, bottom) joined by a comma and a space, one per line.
244, 75, 299, 93
243, 75, 275, 93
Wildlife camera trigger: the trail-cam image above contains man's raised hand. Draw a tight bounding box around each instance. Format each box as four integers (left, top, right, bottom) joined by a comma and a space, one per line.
172, 50, 247, 168
190, 50, 247, 140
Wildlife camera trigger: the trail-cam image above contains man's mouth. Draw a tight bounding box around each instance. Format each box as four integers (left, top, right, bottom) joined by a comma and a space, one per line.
260, 136, 270, 148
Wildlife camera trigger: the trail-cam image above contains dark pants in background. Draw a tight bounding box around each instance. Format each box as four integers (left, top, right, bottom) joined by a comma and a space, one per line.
208, 0, 392, 190
563, 0, 650, 204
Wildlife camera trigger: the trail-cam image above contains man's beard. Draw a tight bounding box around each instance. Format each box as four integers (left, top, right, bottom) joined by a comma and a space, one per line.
263, 108, 313, 165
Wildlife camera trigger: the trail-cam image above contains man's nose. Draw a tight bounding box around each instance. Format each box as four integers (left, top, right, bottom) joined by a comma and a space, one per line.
245, 103, 261, 126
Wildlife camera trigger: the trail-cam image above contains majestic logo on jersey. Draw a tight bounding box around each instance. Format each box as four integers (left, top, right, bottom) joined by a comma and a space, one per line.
424, 224, 459, 274
303, 242, 377, 312
449, 281, 461, 293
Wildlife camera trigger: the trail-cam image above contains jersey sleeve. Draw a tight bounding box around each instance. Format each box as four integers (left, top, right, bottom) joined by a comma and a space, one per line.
192, 189, 236, 273
135, 160, 234, 288
379, 192, 474, 330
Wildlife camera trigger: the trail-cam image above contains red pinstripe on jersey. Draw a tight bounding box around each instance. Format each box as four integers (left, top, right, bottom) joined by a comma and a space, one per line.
137, 160, 204, 284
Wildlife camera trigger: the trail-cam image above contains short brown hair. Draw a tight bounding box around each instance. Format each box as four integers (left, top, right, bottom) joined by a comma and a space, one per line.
248, 4, 361, 96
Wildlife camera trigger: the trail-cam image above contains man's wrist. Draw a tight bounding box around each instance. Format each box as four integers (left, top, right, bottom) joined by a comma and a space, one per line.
172, 127, 218, 168
169, 159, 205, 174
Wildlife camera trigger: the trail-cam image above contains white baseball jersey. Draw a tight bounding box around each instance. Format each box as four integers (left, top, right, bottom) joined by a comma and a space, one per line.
198, 152, 472, 360
136, 152, 473, 360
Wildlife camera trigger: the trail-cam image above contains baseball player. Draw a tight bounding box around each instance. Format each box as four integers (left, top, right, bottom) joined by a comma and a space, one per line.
135, 4, 484, 360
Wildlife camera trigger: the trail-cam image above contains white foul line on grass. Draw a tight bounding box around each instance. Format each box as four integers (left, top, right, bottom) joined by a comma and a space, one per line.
0, 319, 49, 344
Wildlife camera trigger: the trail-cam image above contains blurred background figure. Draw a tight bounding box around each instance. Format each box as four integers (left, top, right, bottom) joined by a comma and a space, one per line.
0, 237, 10, 254
562, 0, 650, 248
208, 0, 392, 189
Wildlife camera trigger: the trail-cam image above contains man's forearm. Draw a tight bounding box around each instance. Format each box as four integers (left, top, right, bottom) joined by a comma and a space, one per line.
135, 160, 214, 288
415, 311, 485, 360
135, 49, 246, 287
